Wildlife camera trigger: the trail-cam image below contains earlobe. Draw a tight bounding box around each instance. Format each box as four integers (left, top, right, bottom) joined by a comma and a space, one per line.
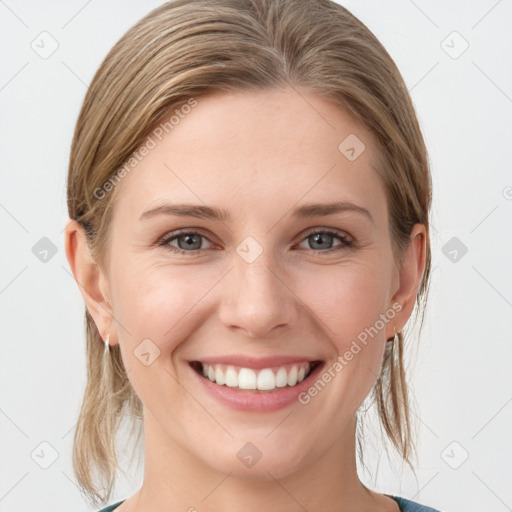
64, 219, 115, 344
387, 224, 427, 338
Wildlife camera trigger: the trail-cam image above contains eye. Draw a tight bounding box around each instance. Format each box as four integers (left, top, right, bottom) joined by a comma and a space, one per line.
157, 228, 353, 256
158, 230, 214, 254
296, 229, 353, 252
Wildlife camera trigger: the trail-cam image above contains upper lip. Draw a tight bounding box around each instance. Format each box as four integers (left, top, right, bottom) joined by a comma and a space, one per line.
191, 355, 322, 369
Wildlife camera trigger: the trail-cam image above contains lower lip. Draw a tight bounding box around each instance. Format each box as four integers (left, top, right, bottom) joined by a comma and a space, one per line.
190, 362, 324, 412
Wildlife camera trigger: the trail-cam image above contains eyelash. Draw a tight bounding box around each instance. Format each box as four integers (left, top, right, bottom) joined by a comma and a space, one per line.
157, 228, 353, 255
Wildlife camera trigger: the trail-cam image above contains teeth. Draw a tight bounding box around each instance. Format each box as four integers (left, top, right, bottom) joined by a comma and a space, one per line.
258, 369, 276, 390
215, 366, 225, 385
225, 366, 238, 387
287, 366, 298, 386
199, 362, 313, 391
239, 368, 257, 389
275, 367, 288, 387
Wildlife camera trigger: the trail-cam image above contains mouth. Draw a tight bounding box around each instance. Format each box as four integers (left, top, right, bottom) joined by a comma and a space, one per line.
189, 360, 323, 393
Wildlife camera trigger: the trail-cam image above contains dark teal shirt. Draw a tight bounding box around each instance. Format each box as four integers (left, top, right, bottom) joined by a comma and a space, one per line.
97, 494, 442, 511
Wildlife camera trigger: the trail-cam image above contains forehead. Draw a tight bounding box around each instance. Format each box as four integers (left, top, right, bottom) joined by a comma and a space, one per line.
111, 87, 387, 225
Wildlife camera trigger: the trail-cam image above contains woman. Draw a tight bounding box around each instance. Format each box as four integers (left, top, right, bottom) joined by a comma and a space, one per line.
64, 0, 442, 510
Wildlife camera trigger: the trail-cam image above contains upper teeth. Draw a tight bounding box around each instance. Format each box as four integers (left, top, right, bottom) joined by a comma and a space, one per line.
200, 362, 311, 390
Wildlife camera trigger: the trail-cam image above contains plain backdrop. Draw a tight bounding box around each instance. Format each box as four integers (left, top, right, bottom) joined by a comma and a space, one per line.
0, 1, 511, 511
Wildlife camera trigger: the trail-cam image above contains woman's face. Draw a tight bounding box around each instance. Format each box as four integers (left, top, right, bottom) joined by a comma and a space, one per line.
85, 87, 424, 479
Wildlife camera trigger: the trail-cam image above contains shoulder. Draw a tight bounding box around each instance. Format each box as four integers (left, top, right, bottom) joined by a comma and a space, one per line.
96, 500, 125, 512
97, 496, 444, 512
388, 494, 443, 512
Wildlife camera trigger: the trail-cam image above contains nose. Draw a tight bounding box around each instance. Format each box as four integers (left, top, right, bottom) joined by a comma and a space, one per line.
218, 243, 300, 338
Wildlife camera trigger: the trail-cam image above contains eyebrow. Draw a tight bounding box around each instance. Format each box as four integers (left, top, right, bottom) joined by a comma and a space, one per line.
139, 201, 374, 224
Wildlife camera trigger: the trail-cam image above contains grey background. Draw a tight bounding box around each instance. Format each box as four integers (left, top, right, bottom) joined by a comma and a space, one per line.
1, 1, 511, 511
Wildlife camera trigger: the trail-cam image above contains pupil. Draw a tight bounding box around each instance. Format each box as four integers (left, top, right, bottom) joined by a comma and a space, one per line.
180, 234, 200, 250
311, 233, 332, 249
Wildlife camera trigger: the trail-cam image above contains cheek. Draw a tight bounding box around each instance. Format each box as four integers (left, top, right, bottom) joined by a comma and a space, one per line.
110, 259, 219, 353
296, 258, 391, 390
300, 260, 390, 339
294, 263, 391, 416
108, 262, 210, 410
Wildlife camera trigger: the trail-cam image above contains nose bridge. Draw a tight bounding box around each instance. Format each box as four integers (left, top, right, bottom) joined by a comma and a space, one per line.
219, 234, 298, 337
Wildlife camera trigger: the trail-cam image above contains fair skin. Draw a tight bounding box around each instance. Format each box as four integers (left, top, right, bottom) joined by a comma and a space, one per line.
65, 86, 426, 512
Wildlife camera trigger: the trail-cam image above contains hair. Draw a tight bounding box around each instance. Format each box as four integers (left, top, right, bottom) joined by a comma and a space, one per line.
67, 0, 432, 505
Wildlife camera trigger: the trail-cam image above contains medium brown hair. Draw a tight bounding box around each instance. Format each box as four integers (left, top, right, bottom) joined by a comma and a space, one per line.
67, 0, 432, 505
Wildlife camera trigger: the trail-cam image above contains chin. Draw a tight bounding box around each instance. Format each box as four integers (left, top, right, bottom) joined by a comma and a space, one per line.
198, 436, 313, 481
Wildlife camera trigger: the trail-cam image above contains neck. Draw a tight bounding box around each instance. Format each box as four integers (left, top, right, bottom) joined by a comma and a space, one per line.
127, 411, 388, 512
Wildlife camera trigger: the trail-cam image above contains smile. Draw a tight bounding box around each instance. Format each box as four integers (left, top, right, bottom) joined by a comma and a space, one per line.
191, 361, 320, 391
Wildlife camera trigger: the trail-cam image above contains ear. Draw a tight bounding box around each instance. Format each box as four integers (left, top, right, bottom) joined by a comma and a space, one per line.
64, 219, 117, 346
386, 223, 427, 339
